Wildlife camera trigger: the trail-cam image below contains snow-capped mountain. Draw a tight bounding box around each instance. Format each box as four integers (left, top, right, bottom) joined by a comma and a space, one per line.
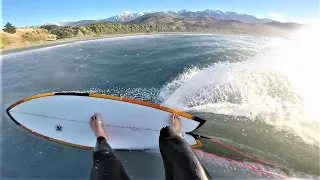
105, 11, 151, 22
167, 9, 192, 14
55, 20, 99, 26
51, 9, 272, 27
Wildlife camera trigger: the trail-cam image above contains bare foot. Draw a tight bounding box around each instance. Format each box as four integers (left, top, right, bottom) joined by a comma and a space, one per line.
90, 113, 108, 140
171, 113, 182, 135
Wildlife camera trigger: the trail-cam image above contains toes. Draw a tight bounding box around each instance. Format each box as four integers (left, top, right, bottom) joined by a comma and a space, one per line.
95, 113, 101, 118
173, 113, 177, 119
172, 113, 180, 120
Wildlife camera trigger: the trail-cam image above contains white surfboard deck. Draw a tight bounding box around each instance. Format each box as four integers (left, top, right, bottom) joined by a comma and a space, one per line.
7, 93, 205, 150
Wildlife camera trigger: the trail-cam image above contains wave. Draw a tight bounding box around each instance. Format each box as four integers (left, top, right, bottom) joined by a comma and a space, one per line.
160, 26, 320, 147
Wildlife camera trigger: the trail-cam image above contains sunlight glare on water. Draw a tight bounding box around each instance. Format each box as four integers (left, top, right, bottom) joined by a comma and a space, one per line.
161, 26, 320, 147
258, 25, 320, 147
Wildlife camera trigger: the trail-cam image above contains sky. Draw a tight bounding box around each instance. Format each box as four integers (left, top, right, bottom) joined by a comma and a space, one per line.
1, 0, 319, 27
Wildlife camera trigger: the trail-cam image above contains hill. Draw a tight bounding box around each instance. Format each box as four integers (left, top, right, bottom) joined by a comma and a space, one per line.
130, 13, 303, 36
168, 9, 271, 23
0, 28, 56, 49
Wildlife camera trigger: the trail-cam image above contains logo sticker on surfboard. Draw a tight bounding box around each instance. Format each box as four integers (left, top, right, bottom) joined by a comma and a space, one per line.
55, 125, 63, 132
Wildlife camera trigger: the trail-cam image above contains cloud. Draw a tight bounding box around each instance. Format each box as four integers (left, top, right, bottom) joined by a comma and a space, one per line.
268, 12, 286, 22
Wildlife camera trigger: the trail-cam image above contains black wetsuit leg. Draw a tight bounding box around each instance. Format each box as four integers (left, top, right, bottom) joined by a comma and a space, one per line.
90, 137, 130, 180
159, 126, 212, 180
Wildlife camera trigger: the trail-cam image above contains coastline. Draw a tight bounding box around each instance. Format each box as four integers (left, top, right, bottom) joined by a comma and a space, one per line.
0, 33, 155, 55
0, 31, 284, 55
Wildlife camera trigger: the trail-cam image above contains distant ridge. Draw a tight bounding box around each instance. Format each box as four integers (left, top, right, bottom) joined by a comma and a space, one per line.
50, 9, 273, 27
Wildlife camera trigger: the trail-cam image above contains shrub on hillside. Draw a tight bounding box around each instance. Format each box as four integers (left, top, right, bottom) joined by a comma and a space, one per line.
40, 25, 75, 39
77, 26, 94, 36
39, 22, 210, 39
22, 32, 43, 42
3, 22, 17, 34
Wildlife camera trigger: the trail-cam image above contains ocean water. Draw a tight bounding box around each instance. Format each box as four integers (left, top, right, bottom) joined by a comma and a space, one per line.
1, 32, 319, 179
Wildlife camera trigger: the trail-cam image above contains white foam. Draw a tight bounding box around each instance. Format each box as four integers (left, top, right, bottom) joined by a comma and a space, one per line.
160, 26, 320, 147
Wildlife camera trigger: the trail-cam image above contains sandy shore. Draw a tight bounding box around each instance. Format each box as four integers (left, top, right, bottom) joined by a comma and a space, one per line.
0, 33, 154, 55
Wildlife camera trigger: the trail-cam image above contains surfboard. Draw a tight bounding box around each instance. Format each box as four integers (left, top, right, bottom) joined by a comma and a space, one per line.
7, 92, 206, 150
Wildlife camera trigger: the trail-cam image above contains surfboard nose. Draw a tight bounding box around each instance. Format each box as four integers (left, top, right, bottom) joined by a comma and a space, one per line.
7, 106, 21, 126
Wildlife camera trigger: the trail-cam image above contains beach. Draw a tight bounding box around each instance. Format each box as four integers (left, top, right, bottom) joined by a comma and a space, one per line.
1, 34, 152, 55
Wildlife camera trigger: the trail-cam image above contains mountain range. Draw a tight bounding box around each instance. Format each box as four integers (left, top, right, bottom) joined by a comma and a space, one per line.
128, 12, 301, 36
53, 9, 273, 27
